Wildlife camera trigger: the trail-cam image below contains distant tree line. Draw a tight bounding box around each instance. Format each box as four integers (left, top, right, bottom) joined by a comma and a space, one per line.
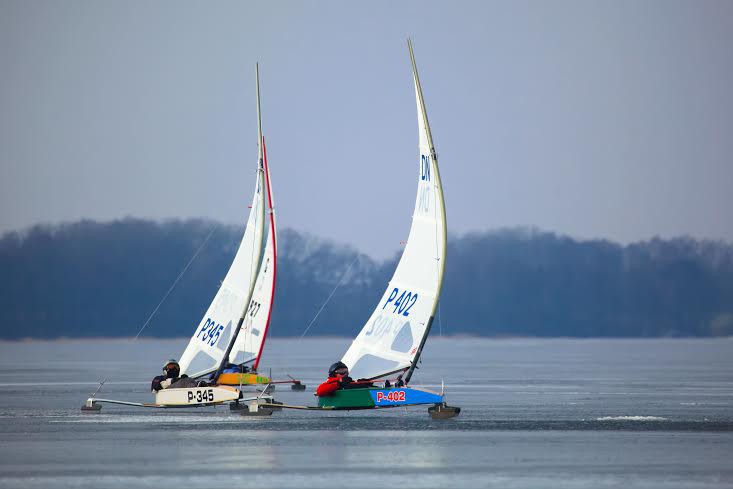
1, 218, 732, 339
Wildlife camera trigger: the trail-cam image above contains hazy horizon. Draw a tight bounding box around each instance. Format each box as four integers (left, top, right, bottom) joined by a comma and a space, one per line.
4, 215, 733, 262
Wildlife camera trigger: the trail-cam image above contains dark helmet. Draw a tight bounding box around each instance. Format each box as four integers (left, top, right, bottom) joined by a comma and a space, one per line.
163, 359, 180, 378
328, 361, 348, 377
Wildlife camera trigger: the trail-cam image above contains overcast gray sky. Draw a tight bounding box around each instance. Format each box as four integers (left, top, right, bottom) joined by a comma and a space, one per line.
1, 1, 732, 258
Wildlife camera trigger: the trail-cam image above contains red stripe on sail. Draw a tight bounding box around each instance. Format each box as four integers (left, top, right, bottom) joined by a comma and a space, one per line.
253, 135, 276, 372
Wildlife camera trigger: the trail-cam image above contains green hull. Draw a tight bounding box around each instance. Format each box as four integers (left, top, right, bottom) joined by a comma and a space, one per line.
318, 388, 376, 409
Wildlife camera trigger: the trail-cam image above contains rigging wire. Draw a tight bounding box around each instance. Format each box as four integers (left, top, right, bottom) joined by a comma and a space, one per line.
433, 173, 443, 338
132, 223, 219, 341
438, 302, 443, 337
299, 255, 360, 339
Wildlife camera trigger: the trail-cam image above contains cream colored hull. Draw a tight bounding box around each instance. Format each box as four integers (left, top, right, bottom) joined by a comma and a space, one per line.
154, 385, 240, 406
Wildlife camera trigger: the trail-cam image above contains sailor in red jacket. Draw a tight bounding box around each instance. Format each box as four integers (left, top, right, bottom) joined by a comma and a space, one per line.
316, 361, 353, 397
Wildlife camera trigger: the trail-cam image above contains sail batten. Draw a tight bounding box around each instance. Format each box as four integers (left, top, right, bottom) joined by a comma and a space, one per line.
341, 40, 447, 382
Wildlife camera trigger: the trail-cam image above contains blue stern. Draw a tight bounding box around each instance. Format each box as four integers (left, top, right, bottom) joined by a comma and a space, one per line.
369, 387, 443, 407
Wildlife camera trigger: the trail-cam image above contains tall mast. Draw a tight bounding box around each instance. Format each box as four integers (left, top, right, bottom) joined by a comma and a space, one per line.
252, 135, 277, 371
256, 63, 264, 165
404, 38, 447, 384
213, 64, 267, 382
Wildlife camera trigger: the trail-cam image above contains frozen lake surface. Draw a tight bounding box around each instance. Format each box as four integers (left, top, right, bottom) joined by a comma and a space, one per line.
0, 337, 731, 488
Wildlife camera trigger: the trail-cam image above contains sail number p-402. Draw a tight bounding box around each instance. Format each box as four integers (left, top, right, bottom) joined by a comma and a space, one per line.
370, 388, 444, 407
382, 287, 418, 316
376, 390, 406, 403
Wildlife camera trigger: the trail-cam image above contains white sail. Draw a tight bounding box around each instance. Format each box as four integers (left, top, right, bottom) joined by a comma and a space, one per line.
178, 65, 268, 379
341, 40, 447, 381
177, 170, 265, 378
229, 138, 277, 371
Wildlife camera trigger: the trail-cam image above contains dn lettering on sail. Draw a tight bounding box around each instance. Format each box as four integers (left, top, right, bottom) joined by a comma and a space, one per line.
420, 155, 431, 182
418, 186, 431, 213
418, 156, 432, 214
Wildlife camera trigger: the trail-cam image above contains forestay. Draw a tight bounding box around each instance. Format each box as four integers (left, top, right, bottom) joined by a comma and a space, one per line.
341, 40, 447, 381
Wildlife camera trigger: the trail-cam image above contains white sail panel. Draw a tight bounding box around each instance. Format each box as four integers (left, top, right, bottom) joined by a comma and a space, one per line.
341, 49, 446, 381
228, 214, 275, 368
178, 169, 266, 378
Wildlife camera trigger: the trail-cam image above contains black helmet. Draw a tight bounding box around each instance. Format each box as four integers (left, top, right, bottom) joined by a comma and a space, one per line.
328, 361, 348, 377
162, 359, 178, 369
163, 359, 180, 378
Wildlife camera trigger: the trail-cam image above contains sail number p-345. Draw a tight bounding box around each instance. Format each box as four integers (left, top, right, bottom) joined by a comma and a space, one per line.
196, 318, 225, 346
187, 389, 215, 403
